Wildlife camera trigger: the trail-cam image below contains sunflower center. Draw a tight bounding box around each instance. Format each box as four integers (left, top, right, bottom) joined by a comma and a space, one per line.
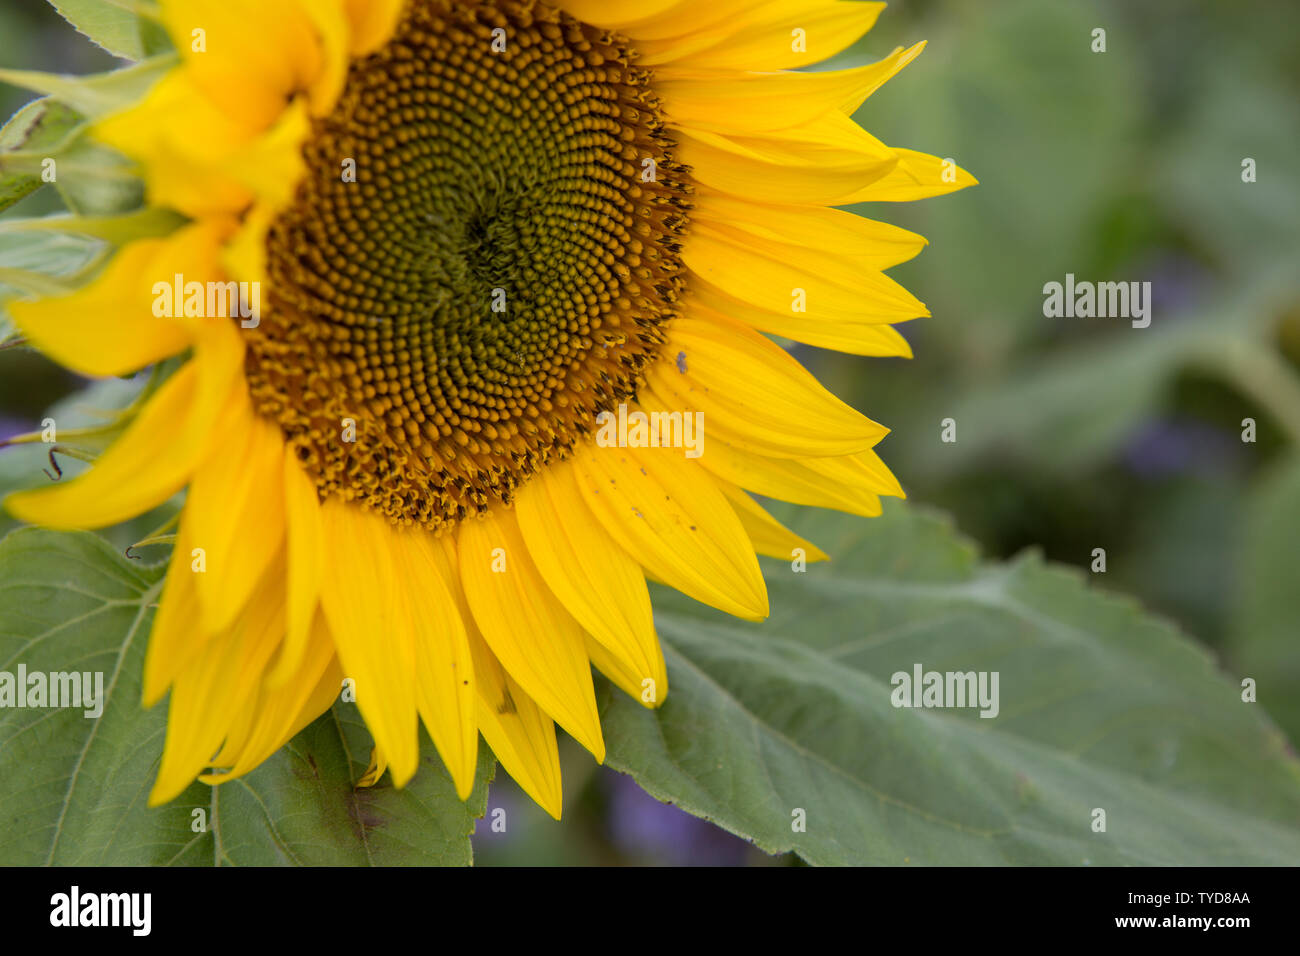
248, 0, 690, 528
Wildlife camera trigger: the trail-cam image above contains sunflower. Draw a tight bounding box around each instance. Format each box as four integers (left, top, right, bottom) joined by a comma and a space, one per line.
4, 0, 973, 818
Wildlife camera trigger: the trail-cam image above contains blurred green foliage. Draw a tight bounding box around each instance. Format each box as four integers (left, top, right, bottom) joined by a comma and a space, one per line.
824, 0, 1300, 659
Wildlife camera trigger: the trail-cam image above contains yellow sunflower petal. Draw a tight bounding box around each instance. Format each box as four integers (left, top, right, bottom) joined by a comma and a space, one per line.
5, 323, 243, 530
142, 515, 203, 708
596, 0, 780, 41
389, 527, 478, 800
556, 0, 695, 31
95, 71, 256, 216
806, 448, 907, 500
637, 1, 885, 71
219, 98, 311, 210
466, 629, 563, 820
150, 554, 286, 805
8, 218, 234, 379
572, 443, 768, 620
688, 275, 914, 357
157, 0, 329, 130
583, 635, 651, 705
715, 480, 829, 562
693, 192, 928, 271
296, 0, 350, 115
696, 438, 887, 518
268, 447, 323, 687
344, 0, 405, 55
678, 124, 897, 206
7, 242, 190, 378
457, 509, 605, 762
358, 747, 387, 788
425, 534, 565, 817
318, 497, 420, 786
205, 611, 341, 780
184, 389, 286, 636
646, 316, 888, 458
845, 146, 980, 201
657, 42, 924, 135
515, 462, 667, 708
685, 221, 928, 323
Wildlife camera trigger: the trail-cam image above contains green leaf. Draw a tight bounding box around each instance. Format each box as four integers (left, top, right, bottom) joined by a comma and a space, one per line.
0, 371, 178, 546
0, 56, 175, 120
45, 0, 171, 63
45, 137, 144, 215
1229, 453, 1300, 745
600, 502, 1300, 865
0, 528, 491, 865
0, 98, 83, 214
0, 206, 185, 243
0, 228, 107, 307
0, 99, 145, 218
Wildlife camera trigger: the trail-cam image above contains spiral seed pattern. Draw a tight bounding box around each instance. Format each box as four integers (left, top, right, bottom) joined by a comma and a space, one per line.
247, 0, 691, 528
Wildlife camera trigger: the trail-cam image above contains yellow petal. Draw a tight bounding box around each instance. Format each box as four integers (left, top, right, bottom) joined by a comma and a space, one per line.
95, 72, 256, 216
6, 324, 242, 530
638, 1, 885, 71
572, 442, 768, 620
606, 0, 774, 41
424, 534, 565, 817
318, 497, 420, 786
678, 124, 897, 206
150, 554, 286, 805
142, 515, 203, 707
647, 316, 888, 458
8, 238, 192, 378
296, 0, 349, 115
715, 480, 829, 562
206, 608, 340, 778
515, 462, 666, 708
696, 438, 888, 518
158, 0, 328, 130
466, 629, 563, 820
657, 42, 924, 135
267, 447, 323, 687
583, 635, 650, 705
358, 746, 387, 788
457, 509, 605, 762
184, 388, 286, 636
687, 275, 914, 357
556, 0, 694, 31
218, 99, 311, 210
845, 147, 980, 201
693, 192, 928, 271
344, 0, 405, 54
389, 526, 478, 800
805, 448, 906, 500
685, 221, 928, 324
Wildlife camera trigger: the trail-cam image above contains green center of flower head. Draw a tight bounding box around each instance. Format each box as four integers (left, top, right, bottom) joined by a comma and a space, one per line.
247, 0, 691, 528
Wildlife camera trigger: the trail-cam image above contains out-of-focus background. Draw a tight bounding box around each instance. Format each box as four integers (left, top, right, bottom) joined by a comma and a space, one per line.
2, 0, 1297, 864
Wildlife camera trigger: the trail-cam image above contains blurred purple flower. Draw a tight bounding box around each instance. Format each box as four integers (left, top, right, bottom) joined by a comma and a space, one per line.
1123, 417, 1241, 478
605, 773, 754, 866
0, 416, 37, 442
